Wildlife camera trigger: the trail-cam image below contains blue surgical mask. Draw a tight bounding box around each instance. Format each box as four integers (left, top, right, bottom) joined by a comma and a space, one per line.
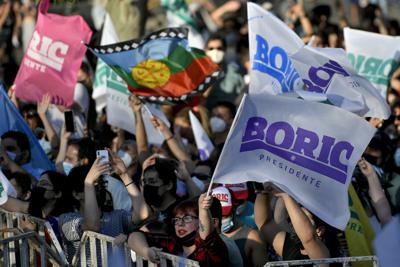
6, 151, 17, 161
39, 138, 51, 155
63, 161, 74, 175
221, 216, 234, 233
117, 150, 132, 167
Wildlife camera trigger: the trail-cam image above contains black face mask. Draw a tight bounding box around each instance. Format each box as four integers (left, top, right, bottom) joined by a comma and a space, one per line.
176, 230, 197, 247
28, 187, 48, 218
143, 185, 163, 207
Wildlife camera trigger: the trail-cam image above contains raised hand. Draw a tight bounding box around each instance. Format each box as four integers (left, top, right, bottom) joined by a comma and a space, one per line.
37, 94, 51, 117
128, 95, 143, 113
84, 158, 112, 185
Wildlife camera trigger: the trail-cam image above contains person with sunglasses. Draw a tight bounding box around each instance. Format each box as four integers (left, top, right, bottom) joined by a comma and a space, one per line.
128, 193, 229, 267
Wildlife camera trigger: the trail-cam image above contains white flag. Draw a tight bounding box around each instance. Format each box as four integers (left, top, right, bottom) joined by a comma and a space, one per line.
247, 2, 303, 95
212, 94, 375, 230
0, 170, 17, 205
344, 27, 400, 98
189, 111, 214, 160
290, 46, 390, 119
106, 79, 170, 146
93, 13, 119, 112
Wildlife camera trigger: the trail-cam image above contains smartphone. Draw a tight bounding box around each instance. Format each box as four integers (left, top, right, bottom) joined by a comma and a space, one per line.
96, 150, 109, 164
64, 110, 75, 132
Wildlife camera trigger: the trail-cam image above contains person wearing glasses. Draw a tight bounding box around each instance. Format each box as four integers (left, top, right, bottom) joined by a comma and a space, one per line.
128, 193, 229, 266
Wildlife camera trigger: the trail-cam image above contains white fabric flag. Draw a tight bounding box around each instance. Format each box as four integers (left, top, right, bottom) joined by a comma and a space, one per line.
93, 13, 119, 112
290, 46, 390, 119
344, 27, 400, 98
212, 94, 376, 230
0, 170, 17, 205
106, 78, 170, 146
189, 111, 214, 161
247, 2, 303, 95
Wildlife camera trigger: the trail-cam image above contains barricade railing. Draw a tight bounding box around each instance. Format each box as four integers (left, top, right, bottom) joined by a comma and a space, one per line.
0, 209, 68, 266
0, 228, 65, 266
264, 256, 379, 267
72, 231, 200, 267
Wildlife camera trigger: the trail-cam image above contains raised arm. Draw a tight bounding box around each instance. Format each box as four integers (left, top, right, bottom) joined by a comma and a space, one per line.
82, 157, 112, 232
358, 158, 392, 226
109, 149, 152, 225
151, 116, 191, 162
54, 125, 71, 172
198, 193, 213, 240
37, 94, 59, 149
129, 95, 148, 154
176, 161, 202, 198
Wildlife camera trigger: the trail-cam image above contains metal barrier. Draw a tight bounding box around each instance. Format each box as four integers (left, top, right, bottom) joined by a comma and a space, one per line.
72, 231, 200, 267
264, 256, 379, 267
0, 209, 69, 266
0, 228, 65, 266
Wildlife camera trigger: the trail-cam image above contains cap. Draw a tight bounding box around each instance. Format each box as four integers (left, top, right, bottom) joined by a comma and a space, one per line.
212, 186, 233, 216
224, 183, 248, 201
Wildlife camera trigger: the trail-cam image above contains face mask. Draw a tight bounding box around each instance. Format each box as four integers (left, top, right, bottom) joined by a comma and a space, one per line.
143, 185, 163, 207
117, 150, 132, 168
176, 230, 197, 247
236, 203, 246, 216
6, 151, 17, 161
210, 116, 227, 133
206, 49, 225, 64
63, 161, 74, 176
395, 148, 400, 167
39, 138, 52, 155
221, 216, 234, 233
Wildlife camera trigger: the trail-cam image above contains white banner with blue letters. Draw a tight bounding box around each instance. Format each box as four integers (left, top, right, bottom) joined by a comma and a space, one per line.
212, 94, 376, 230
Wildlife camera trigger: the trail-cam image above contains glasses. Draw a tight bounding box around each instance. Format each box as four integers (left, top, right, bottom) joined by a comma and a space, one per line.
171, 215, 198, 225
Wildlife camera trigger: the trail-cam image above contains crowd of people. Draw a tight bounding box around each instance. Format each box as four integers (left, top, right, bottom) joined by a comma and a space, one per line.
1, 0, 400, 266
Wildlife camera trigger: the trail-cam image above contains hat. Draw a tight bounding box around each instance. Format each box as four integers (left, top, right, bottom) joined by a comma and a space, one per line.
212, 186, 233, 216
224, 183, 248, 201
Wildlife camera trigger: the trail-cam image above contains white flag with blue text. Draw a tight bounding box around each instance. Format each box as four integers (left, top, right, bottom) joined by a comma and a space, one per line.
247, 2, 303, 95
212, 94, 375, 230
189, 111, 214, 161
290, 46, 391, 119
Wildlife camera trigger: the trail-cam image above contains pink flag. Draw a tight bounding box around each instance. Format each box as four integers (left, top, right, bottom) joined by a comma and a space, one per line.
14, 0, 92, 107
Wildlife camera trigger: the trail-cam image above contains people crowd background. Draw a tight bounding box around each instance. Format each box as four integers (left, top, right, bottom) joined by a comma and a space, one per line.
1, 0, 400, 266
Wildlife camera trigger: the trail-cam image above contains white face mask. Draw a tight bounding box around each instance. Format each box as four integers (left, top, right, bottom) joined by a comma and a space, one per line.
210, 116, 227, 133
206, 49, 225, 64
117, 150, 132, 168
6, 151, 17, 161
62, 161, 74, 175
395, 148, 400, 167
39, 138, 52, 155
221, 216, 234, 233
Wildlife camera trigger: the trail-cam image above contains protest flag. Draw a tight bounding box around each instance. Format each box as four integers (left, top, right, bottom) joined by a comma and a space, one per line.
14, 0, 92, 107
210, 93, 375, 230
189, 111, 214, 161
0, 85, 55, 172
0, 170, 17, 205
87, 27, 220, 104
344, 28, 400, 98
93, 13, 120, 112
345, 184, 375, 267
290, 46, 390, 119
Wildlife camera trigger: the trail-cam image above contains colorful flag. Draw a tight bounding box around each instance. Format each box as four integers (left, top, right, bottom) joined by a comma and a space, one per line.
344, 28, 400, 98
247, 2, 303, 95
0, 85, 55, 172
290, 46, 390, 119
87, 27, 220, 104
93, 13, 120, 112
212, 93, 375, 230
14, 0, 92, 107
0, 170, 17, 206
189, 110, 214, 161
345, 184, 375, 267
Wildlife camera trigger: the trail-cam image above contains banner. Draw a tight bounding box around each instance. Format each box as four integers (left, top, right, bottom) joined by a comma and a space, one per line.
247, 2, 303, 95
345, 184, 375, 267
0, 85, 55, 172
344, 28, 400, 98
212, 94, 375, 230
87, 27, 220, 104
14, 0, 92, 107
93, 13, 120, 112
106, 77, 170, 146
189, 111, 214, 160
290, 46, 390, 119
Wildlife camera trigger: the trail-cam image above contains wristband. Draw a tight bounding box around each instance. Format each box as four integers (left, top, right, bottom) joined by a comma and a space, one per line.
125, 181, 134, 187
165, 136, 174, 142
